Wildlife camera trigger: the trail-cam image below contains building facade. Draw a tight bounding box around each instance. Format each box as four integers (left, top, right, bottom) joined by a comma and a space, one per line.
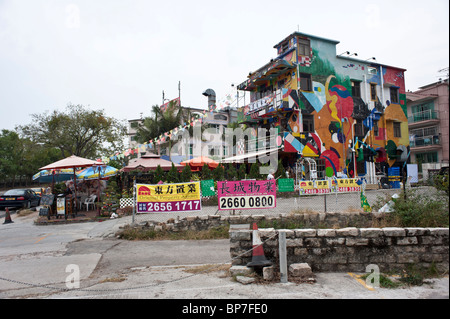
406, 79, 449, 179
127, 107, 237, 163
236, 32, 409, 184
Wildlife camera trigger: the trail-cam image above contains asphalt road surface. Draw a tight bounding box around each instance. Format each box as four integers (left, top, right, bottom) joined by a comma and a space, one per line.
0, 208, 448, 301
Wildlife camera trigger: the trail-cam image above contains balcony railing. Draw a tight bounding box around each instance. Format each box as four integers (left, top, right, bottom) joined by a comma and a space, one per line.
408, 110, 438, 123
410, 135, 441, 148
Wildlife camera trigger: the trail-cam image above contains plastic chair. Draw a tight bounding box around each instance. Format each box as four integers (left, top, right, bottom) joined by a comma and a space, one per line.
83, 195, 97, 211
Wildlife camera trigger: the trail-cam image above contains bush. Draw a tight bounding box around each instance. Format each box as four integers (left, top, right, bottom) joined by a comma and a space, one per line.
180, 164, 192, 182
384, 189, 449, 227
152, 165, 165, 184
433, 171, 449, 195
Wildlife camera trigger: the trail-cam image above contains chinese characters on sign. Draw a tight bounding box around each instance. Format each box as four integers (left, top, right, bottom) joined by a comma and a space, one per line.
217, 180, 276, 210
136, 182, 201, 213
299, 179, 361, 196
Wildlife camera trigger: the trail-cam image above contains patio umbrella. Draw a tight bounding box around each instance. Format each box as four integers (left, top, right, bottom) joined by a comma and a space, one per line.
40, 155, 100, 170
32, 169, 74, 183
181, 156, 219, 171
76, 165, 118, 180
121, 154, 183, 172
40, 155, 103, 212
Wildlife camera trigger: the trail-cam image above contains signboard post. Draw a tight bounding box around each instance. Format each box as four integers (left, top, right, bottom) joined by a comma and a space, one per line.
217, 180, 276, 210
136, 182, 202, 213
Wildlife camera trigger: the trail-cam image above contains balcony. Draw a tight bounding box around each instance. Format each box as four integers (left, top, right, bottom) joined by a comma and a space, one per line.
410, 135, 442, 150
408, 110, 439, 128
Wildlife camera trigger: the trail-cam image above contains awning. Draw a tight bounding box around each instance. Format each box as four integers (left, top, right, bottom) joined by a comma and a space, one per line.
238, 59, 295, 91
221, 148, 281, 163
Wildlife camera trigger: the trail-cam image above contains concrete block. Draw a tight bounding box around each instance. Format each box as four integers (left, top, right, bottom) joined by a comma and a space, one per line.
236, 276, 255, 285
230, 266, 254, 276
382, 227, 406, 237
263, 266, 275, 281
289, 263, 313, 278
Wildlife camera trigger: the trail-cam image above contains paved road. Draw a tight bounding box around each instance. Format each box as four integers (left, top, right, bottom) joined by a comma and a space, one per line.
0, 209, 448, 301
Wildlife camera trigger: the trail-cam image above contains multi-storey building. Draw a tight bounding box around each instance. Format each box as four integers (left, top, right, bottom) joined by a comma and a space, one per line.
234, 31, 409, 184
127, 107, 237, 163
406, 79, 449, 180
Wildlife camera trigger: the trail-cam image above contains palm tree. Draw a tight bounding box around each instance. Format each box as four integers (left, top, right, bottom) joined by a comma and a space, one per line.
135, 102, 196, 157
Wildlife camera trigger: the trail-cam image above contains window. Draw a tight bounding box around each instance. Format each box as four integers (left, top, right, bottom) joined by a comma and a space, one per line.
214, 114, 227, 121
416, 152, 438, 164
351, 81, 361, 98
354, 119, 364, 137
300, 73, 312, 92
390, 87, 399, 104
316, 159, 325, 179
373, 121, 379, 137
302, 114, 315, 133
370, 83, 377, 101
393, 122, 401, 138
298, 38, 310, 56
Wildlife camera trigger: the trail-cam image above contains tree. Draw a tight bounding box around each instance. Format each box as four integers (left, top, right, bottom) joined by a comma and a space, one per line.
201, 163, 212, 180
226, 163, 237, 181
0, 130, 22, 184
238, 164, 246, 180
274, 160, 285, 179
248, 162, 259, 179
0, 129, 61, 186
212, 164, 225, 181
180, 164, 192, 182
152, 165, 165, 184
167, 163, 179, 183
17, 104, 127, 159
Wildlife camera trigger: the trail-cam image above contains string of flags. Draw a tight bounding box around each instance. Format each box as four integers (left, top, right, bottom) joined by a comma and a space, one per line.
101, 91, 243, 164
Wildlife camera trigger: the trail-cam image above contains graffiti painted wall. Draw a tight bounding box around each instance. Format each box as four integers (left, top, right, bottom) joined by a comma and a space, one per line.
283, 34, 408, 177
238, 32, 408, 180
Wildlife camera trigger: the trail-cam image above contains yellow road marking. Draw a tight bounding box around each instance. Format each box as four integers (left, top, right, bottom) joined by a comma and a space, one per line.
348, 272, 375, 291
34, 234, 51, 244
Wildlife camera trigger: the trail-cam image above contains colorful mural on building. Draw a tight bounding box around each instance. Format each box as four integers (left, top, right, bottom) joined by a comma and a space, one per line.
237, 32, 409, 183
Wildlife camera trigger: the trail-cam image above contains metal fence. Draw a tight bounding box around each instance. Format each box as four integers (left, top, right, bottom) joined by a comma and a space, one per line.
128, 186, 413, 225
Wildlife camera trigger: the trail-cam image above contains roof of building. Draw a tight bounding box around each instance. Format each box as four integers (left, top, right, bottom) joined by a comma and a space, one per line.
273, 31, 340, 48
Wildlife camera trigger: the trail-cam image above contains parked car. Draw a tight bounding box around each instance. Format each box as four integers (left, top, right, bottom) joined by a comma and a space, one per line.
0, 189, 41, 210
30, 187, 44, 196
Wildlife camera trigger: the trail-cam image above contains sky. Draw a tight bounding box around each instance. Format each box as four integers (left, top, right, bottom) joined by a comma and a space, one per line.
0, 0, 449, 132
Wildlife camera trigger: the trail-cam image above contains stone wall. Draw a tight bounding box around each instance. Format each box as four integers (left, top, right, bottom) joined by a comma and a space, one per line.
142, 211, 373, 232
230, 227, 449, 273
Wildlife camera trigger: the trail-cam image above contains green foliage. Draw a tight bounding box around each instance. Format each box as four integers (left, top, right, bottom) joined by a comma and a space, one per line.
166, 163, 179, 183
433, 171, 449, 195
248, 162, 259, 179
274, 160, 285, 179
17, 104, 126, 159
226, 163, 237, 181
100, 180, 120, 216
180, 164, 192, 182
152, 165, 165, 184
0, 129, 61, 184
385, 189, 449, 227
212, 164, 225, 181
238, 164, 246, 180
201, 163, 212, 180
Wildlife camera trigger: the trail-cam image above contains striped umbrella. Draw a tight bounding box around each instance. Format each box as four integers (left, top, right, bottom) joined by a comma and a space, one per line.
76, 165, 118, 180
32, 169, 75, 183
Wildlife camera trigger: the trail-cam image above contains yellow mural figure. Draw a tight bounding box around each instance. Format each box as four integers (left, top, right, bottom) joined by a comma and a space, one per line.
325, 75, 341, 124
